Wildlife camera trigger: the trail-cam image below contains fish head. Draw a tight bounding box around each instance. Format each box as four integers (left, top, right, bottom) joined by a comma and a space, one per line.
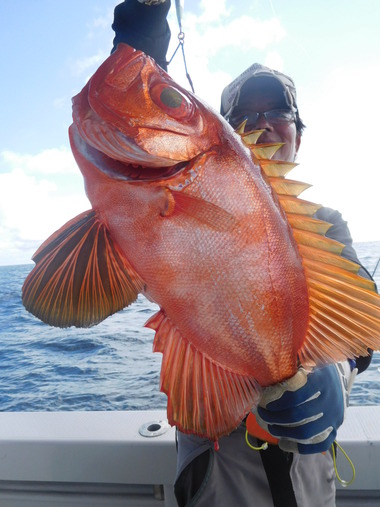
70, 43, 227, 183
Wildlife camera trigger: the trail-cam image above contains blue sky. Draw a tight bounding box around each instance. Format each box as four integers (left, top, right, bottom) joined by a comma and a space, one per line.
1, 0, 380, 265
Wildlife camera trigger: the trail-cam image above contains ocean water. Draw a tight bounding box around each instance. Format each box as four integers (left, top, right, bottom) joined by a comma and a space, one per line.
1, 241, 380, 412
0, 265, 166, 411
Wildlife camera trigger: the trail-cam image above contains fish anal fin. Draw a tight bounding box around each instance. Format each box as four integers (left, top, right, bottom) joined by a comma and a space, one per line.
22, 210, 144, 328
146, 310, 261, 440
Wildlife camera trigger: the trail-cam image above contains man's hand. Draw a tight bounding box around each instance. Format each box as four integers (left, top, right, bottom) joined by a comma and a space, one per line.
254, 362, 357, 454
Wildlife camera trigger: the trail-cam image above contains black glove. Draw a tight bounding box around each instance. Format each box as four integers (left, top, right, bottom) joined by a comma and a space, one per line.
111, 0, 171, 70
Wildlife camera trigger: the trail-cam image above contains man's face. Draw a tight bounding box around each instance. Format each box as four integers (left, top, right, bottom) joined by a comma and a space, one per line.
232, 83, 301, 163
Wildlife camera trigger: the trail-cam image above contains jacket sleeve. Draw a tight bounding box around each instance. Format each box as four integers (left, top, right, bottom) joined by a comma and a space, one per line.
111, 0, 171, 70
314, 206, 375, 373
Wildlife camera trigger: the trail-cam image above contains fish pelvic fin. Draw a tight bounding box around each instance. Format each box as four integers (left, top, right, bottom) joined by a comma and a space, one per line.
240, 129, 380, 366
164, 188, 239, 232
22, 210, 144, 328
146, 309, 261, 440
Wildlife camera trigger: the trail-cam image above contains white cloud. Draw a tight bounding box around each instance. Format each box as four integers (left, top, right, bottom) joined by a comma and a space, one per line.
53, 97, 67, 110
294, 61, 380, 242
0, 149, 89, 265
0, 168, 85, 240
72, 7, 114, 77
263, 51, 284, 72
182, 13, 286, 57
167, 9, 286, 109
71, 50, 109, 77
198, 0, 230, 23
1, 147, 77, 175
91, 12, 113, 31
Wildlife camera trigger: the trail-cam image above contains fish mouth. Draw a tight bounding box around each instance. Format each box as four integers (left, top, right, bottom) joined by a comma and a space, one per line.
74, 126, 190, 183
99, 150, 189, 182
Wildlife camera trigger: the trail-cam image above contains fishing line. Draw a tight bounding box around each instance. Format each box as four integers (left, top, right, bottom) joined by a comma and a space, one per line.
267, 0, 278, 18
332, 441, 356, 487
372, 256, 380, 277
167, 0, 195, 93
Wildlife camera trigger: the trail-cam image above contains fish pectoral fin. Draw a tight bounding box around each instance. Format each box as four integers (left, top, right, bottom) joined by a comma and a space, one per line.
146, 310, 261, 440
168, 189, 239, 232
22, 210, 144, 328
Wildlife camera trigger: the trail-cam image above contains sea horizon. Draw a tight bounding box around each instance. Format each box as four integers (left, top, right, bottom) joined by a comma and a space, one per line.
1, 240, 380, 412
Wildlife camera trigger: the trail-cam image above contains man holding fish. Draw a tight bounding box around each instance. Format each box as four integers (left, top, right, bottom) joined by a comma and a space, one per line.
22, 1, 379, 507
110, 2, 377, 506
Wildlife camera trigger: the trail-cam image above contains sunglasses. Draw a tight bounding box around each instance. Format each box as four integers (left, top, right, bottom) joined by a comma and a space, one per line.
229, 109, 296, 130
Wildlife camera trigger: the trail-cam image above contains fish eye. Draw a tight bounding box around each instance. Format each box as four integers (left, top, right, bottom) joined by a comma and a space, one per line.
150, 82, 194, 120
160, 87, 183, 108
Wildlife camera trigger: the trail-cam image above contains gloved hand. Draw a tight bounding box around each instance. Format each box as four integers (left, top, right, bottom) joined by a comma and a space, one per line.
254, 362, 357, 454
112, 1, 171, 70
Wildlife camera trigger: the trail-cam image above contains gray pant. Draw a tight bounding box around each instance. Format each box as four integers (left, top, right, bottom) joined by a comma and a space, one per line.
175, 424, 336, 506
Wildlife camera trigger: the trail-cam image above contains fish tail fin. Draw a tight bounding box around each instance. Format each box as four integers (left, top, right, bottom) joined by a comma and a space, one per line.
241, 129, 380, 366
146, 310, 261, 439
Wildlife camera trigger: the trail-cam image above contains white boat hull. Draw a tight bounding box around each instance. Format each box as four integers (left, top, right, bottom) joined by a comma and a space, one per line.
0, 407, 379, 506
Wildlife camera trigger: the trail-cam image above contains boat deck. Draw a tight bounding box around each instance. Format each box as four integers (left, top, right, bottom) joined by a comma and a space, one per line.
0, 407, 379, 506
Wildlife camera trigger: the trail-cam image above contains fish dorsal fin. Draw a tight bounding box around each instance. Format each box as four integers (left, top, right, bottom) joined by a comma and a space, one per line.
268, 177, 311, 197
146, 309, 261, 440
249, 142, 284, 160
258, 159, 297, 177
239, 129, 380, 366
22, 210, 144, 328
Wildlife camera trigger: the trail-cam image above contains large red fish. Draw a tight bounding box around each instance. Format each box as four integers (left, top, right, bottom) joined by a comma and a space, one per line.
23, 44, 380, 440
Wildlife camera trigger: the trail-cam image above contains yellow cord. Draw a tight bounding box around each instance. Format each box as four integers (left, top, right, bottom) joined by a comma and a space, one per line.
245, 429, 269, 451
332, 440, 356, 487
245, 431, 355, 487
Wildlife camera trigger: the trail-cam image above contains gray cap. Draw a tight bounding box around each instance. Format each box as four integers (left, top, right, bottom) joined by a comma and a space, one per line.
220, 63, 298, 119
